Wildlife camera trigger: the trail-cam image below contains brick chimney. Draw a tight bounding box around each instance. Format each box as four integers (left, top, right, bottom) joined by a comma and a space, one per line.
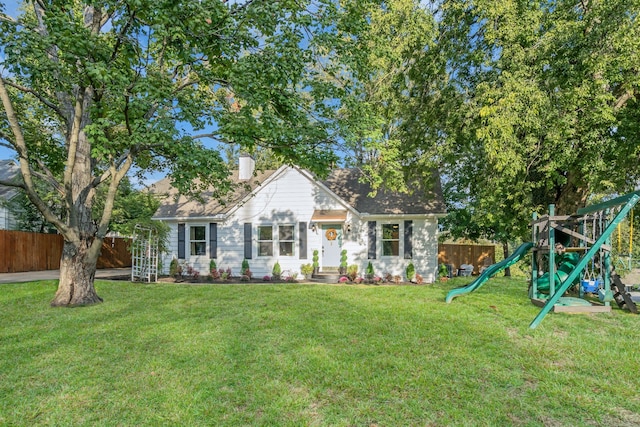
238, 153, 255, 181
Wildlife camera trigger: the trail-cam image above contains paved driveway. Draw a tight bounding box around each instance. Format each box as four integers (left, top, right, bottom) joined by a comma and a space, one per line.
0, 268, 131, 284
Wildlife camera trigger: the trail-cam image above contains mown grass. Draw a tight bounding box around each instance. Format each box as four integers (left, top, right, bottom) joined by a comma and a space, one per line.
1, 277, 639, 426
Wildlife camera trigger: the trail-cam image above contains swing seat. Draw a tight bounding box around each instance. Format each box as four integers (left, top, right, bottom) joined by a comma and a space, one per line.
581, 279, 598, 293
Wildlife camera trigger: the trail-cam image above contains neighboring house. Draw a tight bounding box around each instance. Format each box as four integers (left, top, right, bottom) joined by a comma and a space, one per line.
0, 159, 21, 230
151, 155, 446, 282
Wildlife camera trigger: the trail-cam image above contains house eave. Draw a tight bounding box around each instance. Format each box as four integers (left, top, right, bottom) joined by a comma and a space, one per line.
152, 214, 227, 222
359, 212, 446, 220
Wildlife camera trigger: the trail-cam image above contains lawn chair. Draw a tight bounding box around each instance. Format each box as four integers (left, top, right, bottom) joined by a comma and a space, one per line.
458, 264, 474, 277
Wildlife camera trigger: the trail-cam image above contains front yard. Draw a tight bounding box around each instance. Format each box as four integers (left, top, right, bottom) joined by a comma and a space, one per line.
1, 277, 639, 426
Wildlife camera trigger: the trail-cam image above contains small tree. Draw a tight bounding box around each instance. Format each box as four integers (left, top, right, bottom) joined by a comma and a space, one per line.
241, 259, 250, 276
339, 249, 348, 275
365, 262, 375, 282
272, 261, 282, 281
406, 262, 416, 282
312, 249, 319, 274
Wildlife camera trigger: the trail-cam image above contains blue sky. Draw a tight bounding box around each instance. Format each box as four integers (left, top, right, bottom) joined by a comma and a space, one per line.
0, 1, 24, 160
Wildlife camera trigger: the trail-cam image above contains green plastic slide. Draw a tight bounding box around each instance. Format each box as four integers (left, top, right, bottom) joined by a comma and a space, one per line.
534, 251, 580, 292
445, 242, 534, 303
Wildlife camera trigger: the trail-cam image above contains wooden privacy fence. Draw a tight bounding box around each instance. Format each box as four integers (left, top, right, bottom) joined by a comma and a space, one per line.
438, 243, 496, 275
0, 230, 131, 273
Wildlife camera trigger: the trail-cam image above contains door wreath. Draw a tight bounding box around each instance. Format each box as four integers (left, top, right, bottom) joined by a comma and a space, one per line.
325, 228, 338, 241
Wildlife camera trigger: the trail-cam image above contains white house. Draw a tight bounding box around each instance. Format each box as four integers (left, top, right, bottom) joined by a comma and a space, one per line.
151, 155, 446, 282
0, 159, 21, 230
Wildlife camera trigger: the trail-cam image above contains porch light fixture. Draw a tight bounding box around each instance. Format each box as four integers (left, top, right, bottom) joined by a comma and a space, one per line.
310, 222, 317, 232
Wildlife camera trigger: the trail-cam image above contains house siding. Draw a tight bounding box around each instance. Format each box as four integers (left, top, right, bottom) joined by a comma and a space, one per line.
157, 167, 440, 282
0, 205, 18, 230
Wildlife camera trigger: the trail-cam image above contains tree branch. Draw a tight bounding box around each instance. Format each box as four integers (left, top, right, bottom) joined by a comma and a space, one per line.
614, 90, 634, 110
95, 154, 134, 239
109, 5, 136, 63
32, 158, 66, 197
0, 130, 16, 147
0, 12, 18, 24
0, 77, 69, 235
2, 78, 67, 121
62, 88, 85, 208
0, 178, 25, 190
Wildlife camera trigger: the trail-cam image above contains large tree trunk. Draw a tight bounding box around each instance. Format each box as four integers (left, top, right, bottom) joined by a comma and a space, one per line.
555, 171, 589, 215
51, 238, 103, 307
50, 91, 105, 307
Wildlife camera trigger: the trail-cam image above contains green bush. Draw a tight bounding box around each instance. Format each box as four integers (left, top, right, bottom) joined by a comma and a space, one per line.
301, 263, 314, 276
169, 258, 180, 276
272, 261, 282, 277
366, 261, 374, 276
438, 263, 449, 278
347, 264, 358, 281
406, 262, 416, 281
241, 258, 250, 275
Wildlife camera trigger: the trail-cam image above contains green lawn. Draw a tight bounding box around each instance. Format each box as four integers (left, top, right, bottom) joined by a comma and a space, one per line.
1, 278, 639, 426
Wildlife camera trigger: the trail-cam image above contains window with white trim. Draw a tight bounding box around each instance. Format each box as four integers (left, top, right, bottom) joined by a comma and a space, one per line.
190, 225, 206, 256
279, 225, 295, 256
258, 225, 273, 256
382, 223, 400, 256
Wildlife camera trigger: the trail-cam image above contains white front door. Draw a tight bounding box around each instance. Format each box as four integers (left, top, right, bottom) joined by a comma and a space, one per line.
321, 224, 342, 269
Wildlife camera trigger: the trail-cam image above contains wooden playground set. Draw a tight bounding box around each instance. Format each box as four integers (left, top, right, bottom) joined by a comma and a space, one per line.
446, 190, 640, 329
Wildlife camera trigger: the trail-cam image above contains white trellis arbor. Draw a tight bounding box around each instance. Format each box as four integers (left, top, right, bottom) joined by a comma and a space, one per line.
131, 224, 159, 283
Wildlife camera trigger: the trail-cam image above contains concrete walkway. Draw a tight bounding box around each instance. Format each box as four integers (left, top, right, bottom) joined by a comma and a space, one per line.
0, 268, 131, 284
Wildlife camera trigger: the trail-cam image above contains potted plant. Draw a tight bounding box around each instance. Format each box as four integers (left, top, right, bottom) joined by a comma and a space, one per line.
272, 261, 282, 281
312, 249, 319, 275
339, 249, 347, 275
406, 262, 416, 283
300, 263, 314, 280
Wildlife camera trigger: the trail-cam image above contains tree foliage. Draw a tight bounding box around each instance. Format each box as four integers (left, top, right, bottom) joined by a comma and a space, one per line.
0, 0, 363, 305
350, 0, 640, 244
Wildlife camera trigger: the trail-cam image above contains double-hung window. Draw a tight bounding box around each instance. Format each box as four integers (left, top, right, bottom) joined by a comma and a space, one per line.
279, 225, 294, 256
190, 225, 206, 256
257, 224, 295, 256
258, 226, 274, 256
382, 223, 400, 256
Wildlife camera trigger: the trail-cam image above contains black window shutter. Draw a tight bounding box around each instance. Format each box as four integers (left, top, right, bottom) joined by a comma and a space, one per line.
177, 223, 185, 259
209, 223, 218, 259
368, 221, 377, 259
244, 223, 252, 259
299, 222, 307, 259
404, 220, 413, 259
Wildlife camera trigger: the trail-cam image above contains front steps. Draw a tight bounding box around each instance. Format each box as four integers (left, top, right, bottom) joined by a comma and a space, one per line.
311, 271, 341, 283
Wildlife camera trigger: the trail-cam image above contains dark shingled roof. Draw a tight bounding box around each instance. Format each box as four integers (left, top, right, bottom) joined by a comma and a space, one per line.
0, 160, 21, 200
151, 169, 279, 219
152, 167, 446, 219
321, 168, 446, 215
